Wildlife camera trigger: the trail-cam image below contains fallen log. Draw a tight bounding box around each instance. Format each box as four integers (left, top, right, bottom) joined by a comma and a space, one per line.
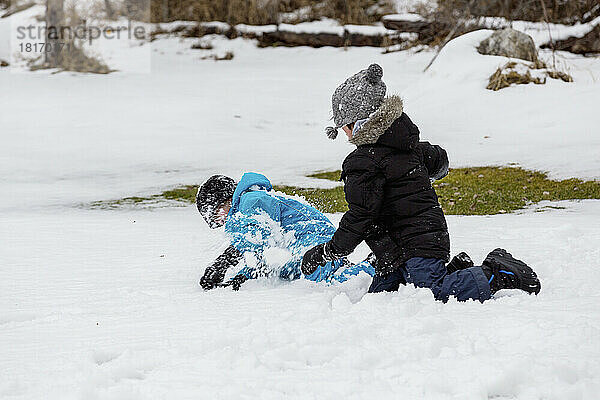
381, 13, 431, 33
153, 21, 406, 48
258, 29, 404, 48
541, 24, 600, 55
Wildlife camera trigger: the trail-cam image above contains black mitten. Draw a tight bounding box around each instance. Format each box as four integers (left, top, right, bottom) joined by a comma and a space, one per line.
221, 274, 248, 291
200, 265, 227, 290
199, 245, 243, 290
446, 252, 474, 274
301, 242, 339, 275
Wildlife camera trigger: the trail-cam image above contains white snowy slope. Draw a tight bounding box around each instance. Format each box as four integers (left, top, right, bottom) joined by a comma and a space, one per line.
1, 5, 600, 400
403, 29, 600, 180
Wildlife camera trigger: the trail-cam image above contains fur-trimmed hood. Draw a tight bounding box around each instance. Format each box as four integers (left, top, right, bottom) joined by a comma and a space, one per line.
349, 95, 419, 151
349, 95, 403, 146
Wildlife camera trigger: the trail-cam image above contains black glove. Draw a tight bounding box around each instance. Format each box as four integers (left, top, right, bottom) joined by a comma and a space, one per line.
199, 265, 227, 290
301, 242, 338, 276
219, 274, 248, 291
199, 245, 243, 291
446, 251, 474, 274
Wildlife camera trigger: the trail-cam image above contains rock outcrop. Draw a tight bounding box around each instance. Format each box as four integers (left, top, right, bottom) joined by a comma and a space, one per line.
477, 28, 538, 62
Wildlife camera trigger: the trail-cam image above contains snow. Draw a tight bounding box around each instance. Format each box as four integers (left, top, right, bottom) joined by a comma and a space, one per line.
3, 203, 600, 399
1, 5, 600, 399
392, 0, 437, 15
382, 13, 426, 23
480, 16, 600, 43
154, 20, 199, 32
279, 19, 345, 35
234, 24, 277, 35
344, 23, 397, 36
275, 19, 395, 36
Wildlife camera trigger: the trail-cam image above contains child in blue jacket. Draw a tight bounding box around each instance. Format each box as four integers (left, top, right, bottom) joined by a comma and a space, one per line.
196, 172, 375, 290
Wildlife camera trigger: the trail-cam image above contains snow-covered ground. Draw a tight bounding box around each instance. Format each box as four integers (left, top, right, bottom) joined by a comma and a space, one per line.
1, 5, 600, 399
3, 203, 600, 399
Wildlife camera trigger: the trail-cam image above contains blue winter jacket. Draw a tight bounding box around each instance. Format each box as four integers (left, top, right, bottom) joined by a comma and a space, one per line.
224, 172, 374, 283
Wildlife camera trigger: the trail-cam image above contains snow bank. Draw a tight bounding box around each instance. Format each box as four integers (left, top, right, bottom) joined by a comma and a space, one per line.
234, 24, 278, 35
480, 16, 600, 44
402, 29, 600, 180
382, 13, 426, 23
277, 19, 395, 36
279, 19, 345, 35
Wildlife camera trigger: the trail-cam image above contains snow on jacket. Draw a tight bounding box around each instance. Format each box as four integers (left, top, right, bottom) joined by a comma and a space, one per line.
330, 95, 451, 275
224, 172, 374, 282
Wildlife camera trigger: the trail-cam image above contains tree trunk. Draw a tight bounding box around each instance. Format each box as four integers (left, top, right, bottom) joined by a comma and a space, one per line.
104, 0, 115, 20
162, 0, 168, 21
45, 0, 64, 67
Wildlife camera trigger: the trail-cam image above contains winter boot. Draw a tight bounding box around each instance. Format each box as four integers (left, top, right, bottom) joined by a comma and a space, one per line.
481, 248, 541, 295
446, 252, 474, 274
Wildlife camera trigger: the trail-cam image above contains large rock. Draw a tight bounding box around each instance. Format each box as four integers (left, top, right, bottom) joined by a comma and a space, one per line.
477, 28, 538, 62
542, 24, 600, 55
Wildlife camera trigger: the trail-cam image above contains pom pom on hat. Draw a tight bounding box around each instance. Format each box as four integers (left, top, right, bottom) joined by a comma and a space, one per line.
366, 64, 383, 84
325, 126, 339, 140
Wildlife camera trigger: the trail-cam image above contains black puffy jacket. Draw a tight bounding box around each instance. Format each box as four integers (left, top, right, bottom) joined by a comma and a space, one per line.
329, 96, 450, 275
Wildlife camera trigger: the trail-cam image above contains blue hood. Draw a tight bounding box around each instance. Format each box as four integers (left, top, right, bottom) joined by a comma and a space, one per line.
231, 172, 273, 211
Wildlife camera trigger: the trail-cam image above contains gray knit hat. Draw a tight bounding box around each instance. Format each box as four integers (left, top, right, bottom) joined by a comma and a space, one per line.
325, 63, 386, 140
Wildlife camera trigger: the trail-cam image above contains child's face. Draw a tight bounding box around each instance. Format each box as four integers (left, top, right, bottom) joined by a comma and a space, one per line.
213, 200, 232, 227
342, 123, 354, 140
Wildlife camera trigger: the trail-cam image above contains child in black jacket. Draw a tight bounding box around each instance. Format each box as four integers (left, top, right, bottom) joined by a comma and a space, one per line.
301, 64, 540, 302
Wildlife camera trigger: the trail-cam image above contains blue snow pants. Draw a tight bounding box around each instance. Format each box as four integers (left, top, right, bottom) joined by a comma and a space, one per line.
368, 257, 492, 303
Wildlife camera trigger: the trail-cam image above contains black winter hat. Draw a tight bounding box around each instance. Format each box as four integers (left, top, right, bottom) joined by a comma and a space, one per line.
196, 175, 236, 228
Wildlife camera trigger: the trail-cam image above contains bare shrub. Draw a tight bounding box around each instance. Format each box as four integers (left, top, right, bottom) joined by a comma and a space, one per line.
30, 38, 112, 73
487, 60, 573, 91
147, 0, 393, 25
437, 0, 597, 24
201, 51, 234, 61
149, 0, 280, 24
126, 0, 151, 22
415, 0, 484, 48
58, 39, 112, 73
487, 63, 545, 91
31, 1, 112, 74
191, 41, 213, 50
320, 0, 395, 25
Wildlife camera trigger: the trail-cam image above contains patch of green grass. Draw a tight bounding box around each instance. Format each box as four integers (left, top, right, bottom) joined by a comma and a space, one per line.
307, 170, 342, 181
290, 166, 599, 215
275, 185, 347, 214
434, 167, 599, 215
88, 186, 199, 209
162, 185, 198, 202
89, 167, 600, 215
